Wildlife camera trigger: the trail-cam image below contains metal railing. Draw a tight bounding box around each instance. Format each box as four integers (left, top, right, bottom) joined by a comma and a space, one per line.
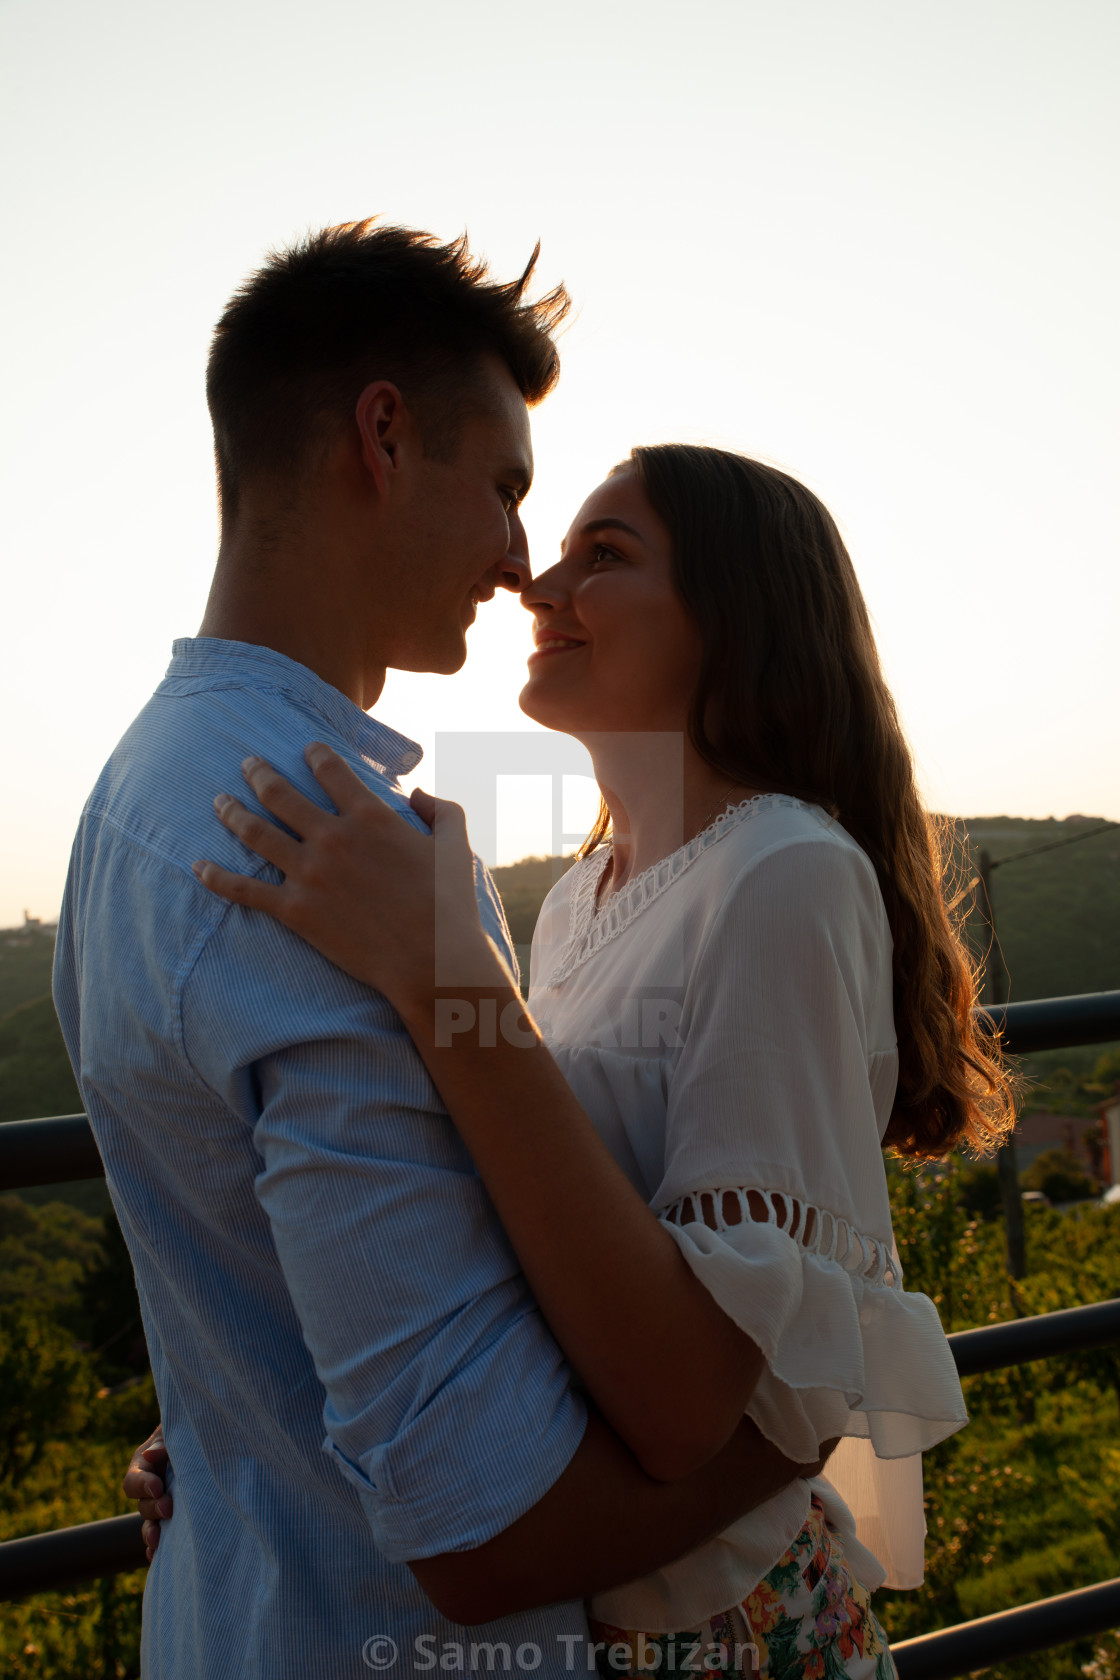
0, 1111, 102, 1190
2, 987, 1119, 1676
894, 1576, 1120, 1680
3, 992, 1118, 1195
0, 1514, 146, 1600
976, 986, 1120, 1054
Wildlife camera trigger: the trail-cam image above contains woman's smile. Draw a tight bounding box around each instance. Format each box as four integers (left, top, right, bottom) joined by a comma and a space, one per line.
528, 629, 588, 659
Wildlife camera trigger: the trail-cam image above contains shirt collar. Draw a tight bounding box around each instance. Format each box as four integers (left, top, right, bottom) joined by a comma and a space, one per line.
164, 637, 424, 779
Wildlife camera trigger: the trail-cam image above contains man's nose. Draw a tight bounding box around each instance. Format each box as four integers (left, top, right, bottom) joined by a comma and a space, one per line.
497, 507, 532, 594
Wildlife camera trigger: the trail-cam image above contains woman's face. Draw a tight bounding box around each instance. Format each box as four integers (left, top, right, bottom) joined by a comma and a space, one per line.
518, 470, 703, 736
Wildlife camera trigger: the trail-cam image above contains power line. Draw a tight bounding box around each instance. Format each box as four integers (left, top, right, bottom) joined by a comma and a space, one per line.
988, 821, 1119, 871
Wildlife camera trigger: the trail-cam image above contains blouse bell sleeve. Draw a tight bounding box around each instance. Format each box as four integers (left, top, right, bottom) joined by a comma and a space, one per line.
653, 829, 968, 1585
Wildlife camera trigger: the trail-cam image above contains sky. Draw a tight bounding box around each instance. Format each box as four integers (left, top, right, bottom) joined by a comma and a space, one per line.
1, 0, 1117, 926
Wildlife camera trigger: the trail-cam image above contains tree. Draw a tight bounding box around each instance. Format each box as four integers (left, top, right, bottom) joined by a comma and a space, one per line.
0, 1304, 94, 1485
957, 1162, 1002, 1222
78, 1210, 148, 1386
1020, 1148, 1096, 1205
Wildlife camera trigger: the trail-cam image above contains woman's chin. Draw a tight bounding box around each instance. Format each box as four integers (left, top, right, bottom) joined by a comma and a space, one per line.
518, 681, 582, 733
518, 682, 551, 725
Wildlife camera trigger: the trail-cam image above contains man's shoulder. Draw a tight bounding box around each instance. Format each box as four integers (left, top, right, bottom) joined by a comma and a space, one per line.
85, 678, 413, 876
65, 676, 420, 999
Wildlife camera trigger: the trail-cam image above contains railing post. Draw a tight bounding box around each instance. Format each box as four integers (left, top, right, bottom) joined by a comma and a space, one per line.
976, 848, 1027, 1280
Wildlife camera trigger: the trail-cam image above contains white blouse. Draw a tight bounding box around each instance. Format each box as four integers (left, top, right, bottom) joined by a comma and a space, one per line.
527, 796, 968, 1631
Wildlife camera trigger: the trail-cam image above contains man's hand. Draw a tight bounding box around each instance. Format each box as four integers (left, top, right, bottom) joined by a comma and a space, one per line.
123, 1423, 172, 1559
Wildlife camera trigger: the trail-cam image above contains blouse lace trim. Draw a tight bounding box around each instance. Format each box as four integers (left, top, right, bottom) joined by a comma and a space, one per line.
661, 1186, 903, 1290
542, 794, 818, 989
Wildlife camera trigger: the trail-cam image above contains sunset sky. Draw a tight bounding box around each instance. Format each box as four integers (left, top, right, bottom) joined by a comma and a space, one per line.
1, 0, 1117, 926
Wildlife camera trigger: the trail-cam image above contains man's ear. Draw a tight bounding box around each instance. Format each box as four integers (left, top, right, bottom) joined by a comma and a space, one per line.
354, 381, 412, 496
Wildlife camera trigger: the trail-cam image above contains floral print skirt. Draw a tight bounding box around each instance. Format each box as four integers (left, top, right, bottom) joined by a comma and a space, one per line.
587, 1495, 897, 1680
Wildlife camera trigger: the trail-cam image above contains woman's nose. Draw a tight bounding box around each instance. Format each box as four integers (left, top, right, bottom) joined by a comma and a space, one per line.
520, 561, 567, 613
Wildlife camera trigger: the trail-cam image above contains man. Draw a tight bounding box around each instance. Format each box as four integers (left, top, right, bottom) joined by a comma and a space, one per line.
55, 220, 819, 1677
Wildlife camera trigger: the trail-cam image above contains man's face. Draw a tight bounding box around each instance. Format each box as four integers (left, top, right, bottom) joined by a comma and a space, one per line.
378, 357, 534, 676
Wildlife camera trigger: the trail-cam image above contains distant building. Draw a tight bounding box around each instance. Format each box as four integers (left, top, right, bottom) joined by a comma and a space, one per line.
1014, 1110, 1098, 1176
22, 910, 57, 933
2, 911, 58, 944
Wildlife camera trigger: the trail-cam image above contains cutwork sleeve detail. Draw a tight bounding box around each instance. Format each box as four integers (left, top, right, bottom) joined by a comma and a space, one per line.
662, 1186, 903, 1289
657, 1185, 968, 1467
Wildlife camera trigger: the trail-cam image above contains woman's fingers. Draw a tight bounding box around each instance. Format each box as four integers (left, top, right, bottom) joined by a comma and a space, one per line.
409, 785, 437, 827
422, 791, 465, 831
428, 795, 474, 872
240, 756, 329, 835
214, 793, 303, 873
192, 859, 291, 915
304, 742, 385, 815
233, 748, 394, 855
411, 787, 469, 844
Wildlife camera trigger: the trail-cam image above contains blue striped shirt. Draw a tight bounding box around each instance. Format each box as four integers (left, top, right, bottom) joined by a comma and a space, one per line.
53, 638, 590, 1679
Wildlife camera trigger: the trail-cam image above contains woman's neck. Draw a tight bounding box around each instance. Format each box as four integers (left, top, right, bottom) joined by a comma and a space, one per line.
585, 734, 765, 898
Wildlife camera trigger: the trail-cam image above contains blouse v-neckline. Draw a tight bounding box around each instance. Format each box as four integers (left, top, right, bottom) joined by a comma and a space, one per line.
544, 793, 816, 989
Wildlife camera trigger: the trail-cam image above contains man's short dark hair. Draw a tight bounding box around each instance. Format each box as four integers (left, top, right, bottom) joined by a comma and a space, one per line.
206, 218, 569, 519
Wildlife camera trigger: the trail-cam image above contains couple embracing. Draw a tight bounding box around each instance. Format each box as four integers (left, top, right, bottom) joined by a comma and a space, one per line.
54, 219, 1012, 1679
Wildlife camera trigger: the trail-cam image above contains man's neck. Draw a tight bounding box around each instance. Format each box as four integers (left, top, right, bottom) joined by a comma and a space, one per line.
199, 555, 386, 712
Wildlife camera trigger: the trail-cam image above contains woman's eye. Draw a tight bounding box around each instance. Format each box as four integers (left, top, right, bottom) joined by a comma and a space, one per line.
589, 545, 618, 566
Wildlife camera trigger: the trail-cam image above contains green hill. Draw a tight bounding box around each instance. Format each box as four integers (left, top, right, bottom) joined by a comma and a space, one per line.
490, 853, 577, 971
0, 927, 56, 1021
0, 929, 96, 1210
0, 996, 81, 1128
955, 817, 1120, 1003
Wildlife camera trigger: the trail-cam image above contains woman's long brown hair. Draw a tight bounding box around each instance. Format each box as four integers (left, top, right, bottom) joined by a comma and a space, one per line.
582, 443, 1014, 1161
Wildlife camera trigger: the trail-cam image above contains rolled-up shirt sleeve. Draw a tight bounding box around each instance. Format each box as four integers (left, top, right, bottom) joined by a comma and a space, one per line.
182, 905, 587, 1563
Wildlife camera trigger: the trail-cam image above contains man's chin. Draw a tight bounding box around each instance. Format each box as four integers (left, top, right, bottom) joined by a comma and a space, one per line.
399, 638, 467, 678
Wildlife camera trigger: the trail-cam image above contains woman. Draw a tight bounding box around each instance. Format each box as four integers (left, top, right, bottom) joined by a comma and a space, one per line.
135, 445, 1013, 1675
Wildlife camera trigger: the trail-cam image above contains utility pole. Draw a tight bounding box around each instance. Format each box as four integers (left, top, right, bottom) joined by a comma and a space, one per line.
969, 819, 1117, 1283
975, 849, 1027, 1279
